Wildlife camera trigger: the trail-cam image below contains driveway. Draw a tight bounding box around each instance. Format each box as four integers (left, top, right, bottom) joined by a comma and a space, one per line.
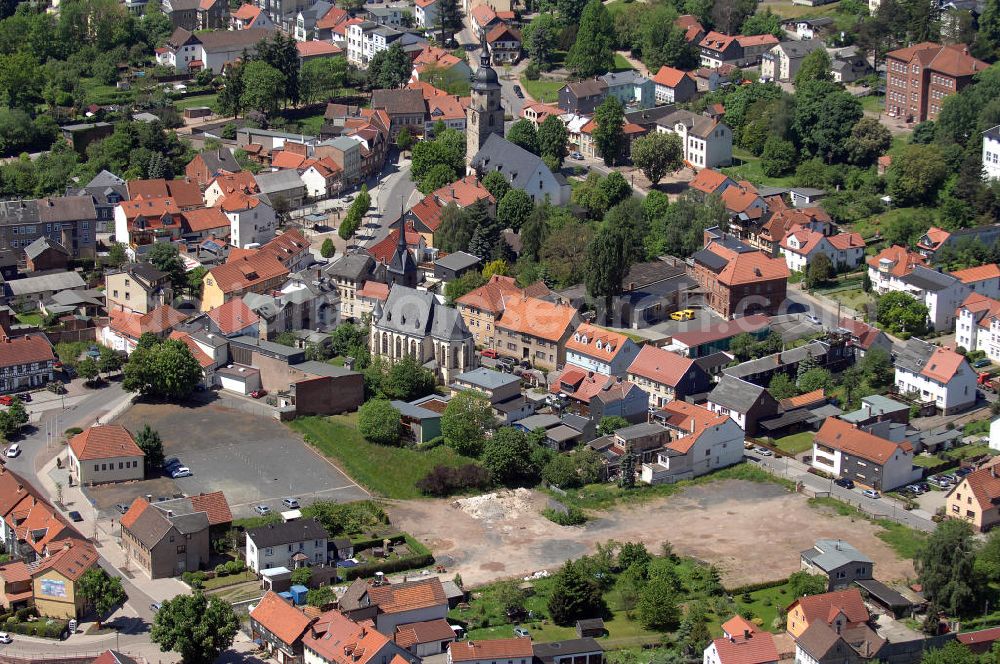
109, 401, 369, 518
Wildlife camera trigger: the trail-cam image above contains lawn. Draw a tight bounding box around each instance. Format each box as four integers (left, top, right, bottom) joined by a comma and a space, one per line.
721, 152, 798, 188
201, 570, 257, 591
612, 53, 634, 72
912, 455, 944, 468
289, 413, 476, 499
730, 583, 794, 633
861, 94, 885, 113
287, 112, 326, 135
756, 0, 840, 18
821, 286, 873, 313
175, 93, 218, 111
519, 75, 564, 103
772, 432, 815, 456
808, 497, 926, 559
14, 312, 42, 326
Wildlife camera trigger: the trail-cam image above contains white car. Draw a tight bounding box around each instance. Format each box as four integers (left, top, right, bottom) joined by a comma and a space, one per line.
170, 466, 192, 479
0, 632, 12, 644
5, 444, 19, 458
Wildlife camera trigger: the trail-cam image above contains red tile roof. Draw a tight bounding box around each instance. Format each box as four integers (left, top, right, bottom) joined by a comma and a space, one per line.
722, 615, 758, 638
28, 539, 98, 581
394, 619, 455, 648
866, 245, 926, 277
957, 293, 1000, 329
918, 226, 951, 251
367, 222, 422, 264
358, 280, 390, 301
627, 345, 696, 387
296, 41, 343, 58
271, 151, 307, 170
705, 243, 789, 285
736, 34, 779, 47
450, 638, 533, 662
303, 610, 394, 664
951, 264, 1000, 284
814, 418, 912, 466
920, 346, 965, 384
779, 388, 825, 410
495, 296, 576, 343
433, 175, 494, 207
953, 467, 1000, 512
317, 5, 348, 29
368, 577, 447, 614
207, 298, 260, 335
886, 42, 988, 77
787, 588, 869, 626
0, 334, 55, 369
168, 331, 214, 368
119, 497, 149, 530
69, 425, 143, 461
689, 168, 731, 195
251, 591, 314, 645
184, 206, 230, 233
208, 253, 289, 294
127, 179, 202, 209
826, 232, 865, 251
652, 66, 691, 88
565, 323, 634, 361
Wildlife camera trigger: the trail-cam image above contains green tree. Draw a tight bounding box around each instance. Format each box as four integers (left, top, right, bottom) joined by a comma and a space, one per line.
123, 338, 203, 399
508, 119, 540, 155
444, 271, 488, 303
548, 558, 606, 625
768, 373, 799, 401
441, 391, 495, 457
805, 253, 834, 288
256, 31, 300, 106
77, 356, 99, 384
300, 56, 349, 103
876, 291, 929, 336
482, 427, 536, 485
520, 204, 549, 262
915, 519, 978, 615
975, 528, 1000, 583
637, 575, 681, 630
523, 14, 558, 70
978, 0, 1000, 57
396, 126, 414, 152
598, 415, 630, 435
482, 171, 511, 201
151, 592, 240, 664
592, 96, 625, 166
798, 367, 832, 392
107, 242, 128, 268
357, 399, 402, 445
135, 424, 165, 473
788, 570, 828, 597
585, 224, 631, 318
98, 346, 124, 376
434, 0, 463, 46
77, 568, 127, 627
374, 355, 435, 401
845, 117, 892, 167
368, 42, 412, 89
794, 49, 832, 86
619, 453, 636, 489
306, 586, 335, 607
320, 238, 335, 258
922, 641, 979, 664
761, 136, 797, 177
435, 202, 476, 253
793, 80, 862, 163
538, 114, 569, 166
291, 567, 312, 586
542, 454, 582, 488
740, 8, 782, 36
631, 132, 683, 186
497, 189, 534, 231
886, 144, 950, 206
240, 60, 285, 117
567, 0, 614, 77
418, 163, 459, 194
147, 242, 186, 291
489, 580, 527, 617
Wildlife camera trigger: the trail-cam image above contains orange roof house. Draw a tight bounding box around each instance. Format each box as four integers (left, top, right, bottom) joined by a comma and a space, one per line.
206, 298, 260, 337
565, 323, 642, 376
250, 591, 315, 657
786, 588, 870, 639
450, 638, 533, 663
689, 168, 734, 196
707, 628, 778, 664
865, 245, 926, 279
68, 425, 145, 485
947, 466, 1000, 531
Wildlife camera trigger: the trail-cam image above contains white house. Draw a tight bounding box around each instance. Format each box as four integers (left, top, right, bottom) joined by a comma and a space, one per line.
300, 158, 343, 199
449, 638, 534, 664
703, 627, 777, 664
866, 246, 969, 331
984, 126, 1000, 181
245, 518, 328, 573
564, 324, 642, 377
952, 263, 1000, 299
656, 110, 733, 169
955, 292, 1000, 360
866, 244, 927, 294
156, 28, 272, 74
811, 417, 919, 491
220, 192, 277, 249
347, 20, 406, 67
642, 401, 745, 485
895, 337, 976, 414
760, 39, 824, 82
990, 418, 1000, 452
779, 229, 866, 274
414, 0, 439, 28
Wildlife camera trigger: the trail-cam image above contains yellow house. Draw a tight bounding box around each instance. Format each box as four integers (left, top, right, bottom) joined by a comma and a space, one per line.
201, 253, 289, 313
785, 588, 869, 639
946, 466, 1000, 531
30, 539, 99, 619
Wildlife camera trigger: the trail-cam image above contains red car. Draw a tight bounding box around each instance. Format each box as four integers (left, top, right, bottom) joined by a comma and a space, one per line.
0, 396, 13, 406
250, 390, 268, 399
481, 349, 498, 359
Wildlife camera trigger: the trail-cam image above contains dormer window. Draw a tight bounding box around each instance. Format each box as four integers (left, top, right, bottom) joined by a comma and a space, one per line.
595, 340, 602, 350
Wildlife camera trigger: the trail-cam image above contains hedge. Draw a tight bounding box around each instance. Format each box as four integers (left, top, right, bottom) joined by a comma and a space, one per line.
725, 577, 790, 596
4, 619, 66, 639
341, 552, 435, 581
352, 532, 406, 551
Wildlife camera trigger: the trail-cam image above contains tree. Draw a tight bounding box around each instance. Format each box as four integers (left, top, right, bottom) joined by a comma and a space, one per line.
793, 80, 863, 163
845, 118, 892, 167
482, 171, 511, 201
123, 338, 203, 399
975, 528, 1000, 583
441, 391, 495, 457
538, 114, 569, 167
374, 355, 435, 401
760, 136, 797, 177
107, 242, 128, 268
256, 31, 300, 107
77, 568, 126, 627
592, 96, 625, 166
357, 399, 402, 445
507, 119, 540, 155
922, 642, 979, 664
497, 189, 534, 231
320, 238, 335, 258
566, 0, 614, 78
915, 519, 978, 615
444, 271, 488, 303
300, 56, 349, 103
147, 242, 186, 291
434, 0, 463, 47
98, 346, 124, 376
585, 224, 631, 319
291, 567, 312, 586
740, 8, 782, 36
886, 144, 950, 206
876, 291, 929, 336
631, 132, 683, 186
490, 580, 527, 618
806, 253, 834, 288
548, 558, 606, 625
367, 43, 412, 89
151, 592, 240, 664
77, 356, 99, 384
135, 424, 165, 473
397, 126, 413, 152
436, 202, 476, 253
306, 585, 335, 607
794, 49, 833, 86
637, 575, 681, 630
712, 0, 757, 33
482, 259, 509, 279
798, 367, 832, 393
980, 0, 1000, 58
768, 373, 798, 401
599, 416, 630, 435
482, 427, 536, 485
520, 204, 549, 262
619, 453, 636, 489
542, 454, 582, 488
240, 60, 285, 117
788, 570, 828, 597
523, 14, 559, 70
418, 163, 459, 194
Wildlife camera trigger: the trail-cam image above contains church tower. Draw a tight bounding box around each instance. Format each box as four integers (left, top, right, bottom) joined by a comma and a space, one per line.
466, 32, 505, 173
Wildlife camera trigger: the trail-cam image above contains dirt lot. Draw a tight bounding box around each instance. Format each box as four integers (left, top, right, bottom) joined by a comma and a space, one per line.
388, 480, 915, 588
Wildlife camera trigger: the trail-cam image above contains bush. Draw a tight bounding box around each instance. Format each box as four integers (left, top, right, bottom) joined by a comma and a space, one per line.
225, 560, 245, 575
542, 507, 586, 525
181, 571, 207, 589
64, 427, 83, 437
524, 63, 540, 80
340, 552, 435, 580
214, 564, 229, 577
416, 464, 492, 496
725, 577, 790, 596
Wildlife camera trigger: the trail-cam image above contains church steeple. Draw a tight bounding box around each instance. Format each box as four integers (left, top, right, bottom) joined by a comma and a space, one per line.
386, 219, 418, 289
466, 31, 505, 173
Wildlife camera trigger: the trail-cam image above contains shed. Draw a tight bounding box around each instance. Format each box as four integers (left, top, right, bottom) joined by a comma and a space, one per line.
575, 618, 606, 638
854, 579, 912, 617
289, 584, 309, 605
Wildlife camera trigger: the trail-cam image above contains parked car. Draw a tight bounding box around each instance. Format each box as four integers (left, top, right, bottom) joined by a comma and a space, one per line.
254, 505, 271, 516
150, 603, 162, 613
0, 632, 13, 644
482, 349, 498, 359
16, 393, 30, 403
834, 478, 855, 489
862, 489, 881, 499
754, 446, 772, 457
974, 358, 992, 368
115, 503, 130, 514
807, 314, 821, 326
512, 85, 524, 98
670, 309, 695, 321
513, 627, 529, 638
941, 473, 959, 483
68, 511, 83, 523
282, 497, 300, 509
170, 466, 192, 479
250, 389, 268, 399
917, 482, 930, 492
0, 396, 13, 406
5, 444, 19, 458
570, 151, 584, 160
956, 467, 972, 477
905, 484, 924, 495
163, 457, 181, 470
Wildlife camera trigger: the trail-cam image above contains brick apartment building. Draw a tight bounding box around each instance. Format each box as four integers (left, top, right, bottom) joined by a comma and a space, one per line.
884, 42, 987, 122
690, 240, 789, 319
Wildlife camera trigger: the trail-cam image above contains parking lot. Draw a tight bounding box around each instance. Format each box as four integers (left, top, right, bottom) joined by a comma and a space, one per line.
91, 401, 370, 519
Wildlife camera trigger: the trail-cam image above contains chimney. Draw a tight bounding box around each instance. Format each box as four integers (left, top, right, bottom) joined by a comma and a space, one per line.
744, 629, 751, 640
729, 635, 736, 643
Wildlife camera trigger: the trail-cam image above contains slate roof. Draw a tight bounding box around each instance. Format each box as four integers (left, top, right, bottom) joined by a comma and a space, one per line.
24, 236, 69, 261
247, 518, 328, 547
453, 367, 519, 391
707, 375, 769, 413
375, 285, 470, 342
774, 39, 824, 58
469, 134, 550, 192
6, 271, 85, 296
435, 251, 480, 272
901, 265, 960, 292
800, 539, 873, 572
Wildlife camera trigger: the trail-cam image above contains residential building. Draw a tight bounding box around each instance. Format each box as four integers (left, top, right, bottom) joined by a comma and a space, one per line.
469, 134, 571, 205
67, 426, 144, 486
557, 79, 608, 115
837, 317, 892, 360
449, 638, 533, 664
370, 285, 475, 383
865, 244, 927, 294
486, 25, 521, 64
187, 149, 241, 188
916, 225, 1000, 261
867, 256, 968, 332
469, 4, 512, 37
0, 197, 97, 260
245, 518, 328, 572
456, 275, 550, 349
600, 70, 654, 109
663, 314, 770, 358
578, 117, 646, 161
201, 253, 290, 311
65, 170, 127, 233
655, 110, 733, 169
985, 126, 1000, 180
162, 0, 228, 31
449, 367, 529, 422
650, 67, 697, 104
800, 539, 874, 590
100, 305, 188, 355
28, 540, 99, 619
699, 32, 779, 68
946, 466, 1000, 531
703, 627, 777, 664
957, 293, 1000, 359
953, 263, 1000, 299
156, 27, 272, 73
221, 191, 277, 249
23, 236, 69, 273
493, 297, 578, 371
642, 401, 745, 484
355, 577, 450, 635
0, 334, 56, 394
325, 254, 383, 321
779, 230, 866, 273
829, 45, 873, 83
689, 168, 736, 198
535, 640, 604, 664
414, 0, 439, 28
565, 324, 642, 377
303, 608, 416, 664
885, 42, 987, 122
231, 3, 274, 29
760, 39, 824, 82
626, 345, 711, 408
105, 264, 173, 314
895, 338, 976, 414
121, 492, 231, 578
255, 170, 306, 210
811, 417, 916, 491
690, 241, 789, 318
789, 590, 885, 664
786, 588, 870, 639
706, 374, 779, 436
249, 591, 315, 664
346, 21, 421, 68
371, 88, 429, 140
675, 14, 705, 43
549, 369, 649, 423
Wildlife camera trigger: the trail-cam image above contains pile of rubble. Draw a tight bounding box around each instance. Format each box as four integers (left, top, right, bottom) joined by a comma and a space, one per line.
452, 488, 534, 521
